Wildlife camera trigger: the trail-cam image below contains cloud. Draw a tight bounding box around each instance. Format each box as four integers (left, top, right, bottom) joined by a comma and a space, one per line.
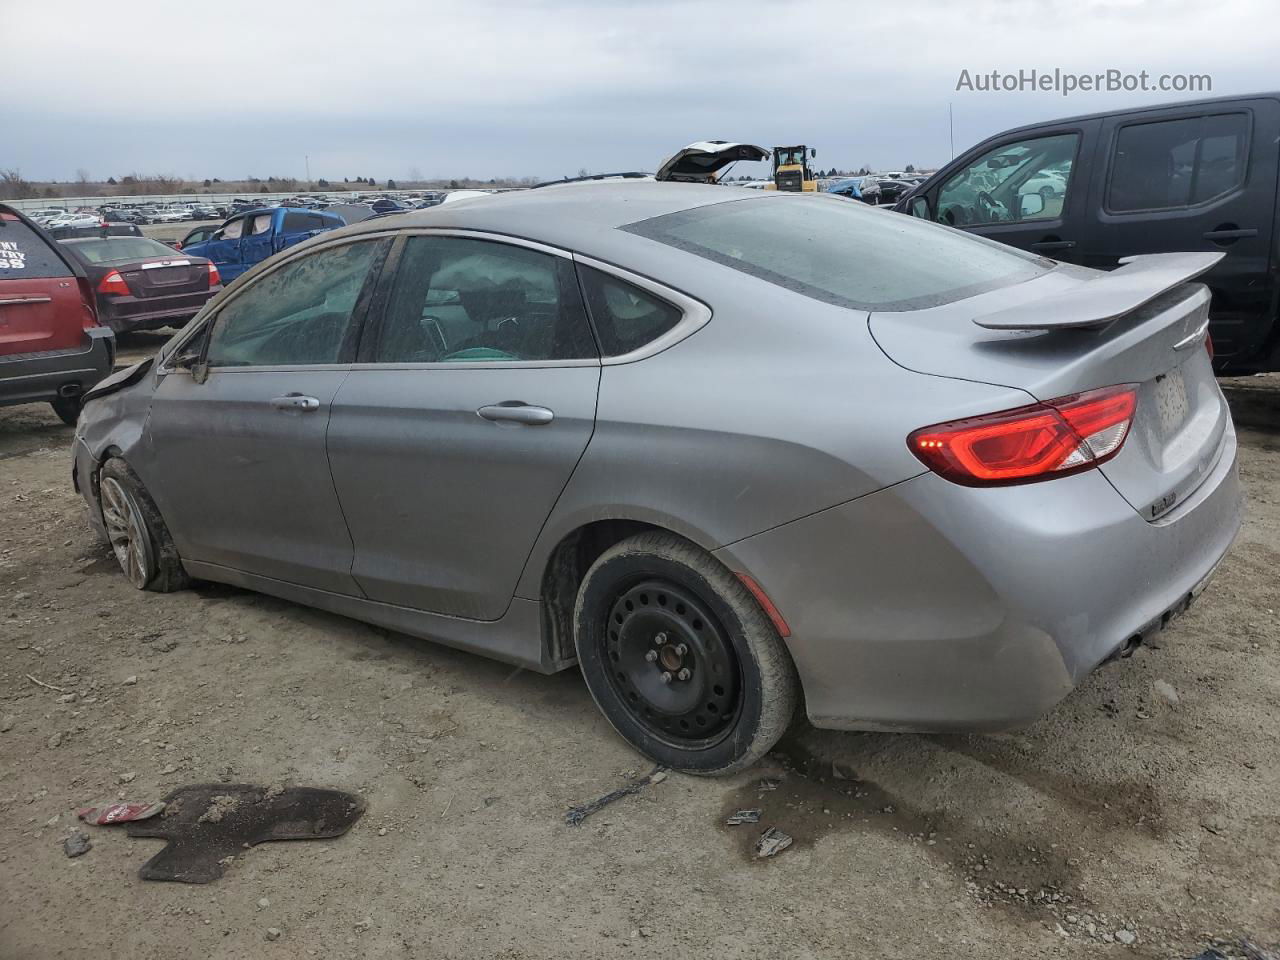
3, 0, 1274, 179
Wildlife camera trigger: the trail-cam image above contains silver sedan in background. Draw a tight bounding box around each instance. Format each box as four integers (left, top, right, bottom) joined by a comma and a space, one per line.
72, 183, 1241, 773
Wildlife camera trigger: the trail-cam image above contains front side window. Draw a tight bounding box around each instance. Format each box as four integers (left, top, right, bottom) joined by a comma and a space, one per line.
936, 133, 1078, 226
624, 195, 1048, 312
374, 235, 595, 363
218, 217, 245, 240
205, 239, 386, 367
1107, 113, 1249, 212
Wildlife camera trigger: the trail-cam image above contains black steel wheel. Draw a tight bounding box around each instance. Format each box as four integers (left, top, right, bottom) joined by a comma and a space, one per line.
604, 579, 741, 748
574, 532, 798, 775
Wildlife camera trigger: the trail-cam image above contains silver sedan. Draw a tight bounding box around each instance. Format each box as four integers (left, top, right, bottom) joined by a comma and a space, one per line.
72, 183, 1242, 773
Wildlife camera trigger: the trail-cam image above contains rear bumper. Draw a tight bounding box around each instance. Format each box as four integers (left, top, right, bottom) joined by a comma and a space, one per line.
98, 293, 215, 333
714, 423, 1243, 732
0, 328, 115, 407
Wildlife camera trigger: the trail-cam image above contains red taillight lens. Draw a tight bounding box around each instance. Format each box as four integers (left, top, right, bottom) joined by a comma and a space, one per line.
207, 262, 221, 286
96, 270, 130, 296
909, 384, 1138, 486
75, 276, 99, 329
1205, 331, 1214, 360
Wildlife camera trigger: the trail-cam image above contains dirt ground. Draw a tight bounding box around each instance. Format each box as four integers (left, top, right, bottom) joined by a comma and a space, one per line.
1, 340, 1277, 960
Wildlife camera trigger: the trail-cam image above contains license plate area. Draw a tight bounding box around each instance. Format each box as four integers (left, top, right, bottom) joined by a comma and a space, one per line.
1153, 367, 1189, 438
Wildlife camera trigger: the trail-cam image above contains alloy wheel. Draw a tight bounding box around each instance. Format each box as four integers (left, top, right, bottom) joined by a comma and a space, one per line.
100, 477, 152, 589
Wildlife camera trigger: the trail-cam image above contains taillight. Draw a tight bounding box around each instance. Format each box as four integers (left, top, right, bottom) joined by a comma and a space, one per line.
207, 262, 221, 286
1205, 330, 1214, 360
909, 384, 1138, 486
75, 276, 99, 329
96, 270, 130, 296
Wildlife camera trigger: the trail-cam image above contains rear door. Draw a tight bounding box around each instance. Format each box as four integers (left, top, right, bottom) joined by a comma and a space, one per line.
325, 232, 600, 619
924, 123, 1098, 262
0, 213, 86, 355
145, 235, 391, 592
1079, 98, 1280, 367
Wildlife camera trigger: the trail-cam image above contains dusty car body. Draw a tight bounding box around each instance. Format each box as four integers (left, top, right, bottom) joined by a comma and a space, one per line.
72, 183, 1242, 772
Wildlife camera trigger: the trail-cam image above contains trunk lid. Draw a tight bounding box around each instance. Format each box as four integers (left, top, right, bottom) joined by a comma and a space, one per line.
0, 213, 86, 355
870, 255, 1230, 521
655, 141, 770, 183
115, 256, 208, 298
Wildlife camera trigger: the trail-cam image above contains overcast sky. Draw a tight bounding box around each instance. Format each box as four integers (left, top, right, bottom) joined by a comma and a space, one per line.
4, 0, 1275, 182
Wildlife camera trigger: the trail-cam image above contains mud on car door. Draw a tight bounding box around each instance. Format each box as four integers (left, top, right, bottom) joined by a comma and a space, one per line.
143, 236, 392, 593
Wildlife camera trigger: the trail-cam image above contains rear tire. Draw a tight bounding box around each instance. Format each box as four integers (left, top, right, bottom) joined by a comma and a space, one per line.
50, 396, 82, 426
573, 532, 798, 775
98, 458, 190, 592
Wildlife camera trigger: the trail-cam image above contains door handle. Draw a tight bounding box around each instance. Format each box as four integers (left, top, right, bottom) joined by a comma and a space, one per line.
1203, 225, 1257, 244
1029, 240, 1076, 252
270, 394, 320, 412
477, 402, 555, 425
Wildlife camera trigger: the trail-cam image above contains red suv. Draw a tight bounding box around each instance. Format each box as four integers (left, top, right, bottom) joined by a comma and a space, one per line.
1, 204, 115, 424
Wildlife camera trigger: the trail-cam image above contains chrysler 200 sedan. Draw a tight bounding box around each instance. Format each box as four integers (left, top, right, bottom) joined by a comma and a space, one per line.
71, 182, 1242, 774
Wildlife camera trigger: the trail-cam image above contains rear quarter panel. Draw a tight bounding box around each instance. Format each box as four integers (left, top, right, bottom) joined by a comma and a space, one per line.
514, 253, 1036, 598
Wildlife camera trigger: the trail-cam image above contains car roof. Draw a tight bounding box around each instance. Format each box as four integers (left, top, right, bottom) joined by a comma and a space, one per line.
338, 181, 749, 253
978, 90, 1280, 140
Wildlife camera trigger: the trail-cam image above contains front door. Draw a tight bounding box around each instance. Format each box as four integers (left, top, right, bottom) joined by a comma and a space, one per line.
145, 235, 391, 593
238, 211, 278, 272
199, 214, 247, 280
326, 233, 601, 620
926, 126, 1094, 262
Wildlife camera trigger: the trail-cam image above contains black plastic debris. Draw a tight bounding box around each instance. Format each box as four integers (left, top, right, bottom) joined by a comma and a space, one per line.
565, 767, 667, 826
726, 809, 762, 825
121, 784, 365, 883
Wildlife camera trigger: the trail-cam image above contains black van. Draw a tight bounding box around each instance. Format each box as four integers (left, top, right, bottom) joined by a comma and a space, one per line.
896, 92, 1280, 373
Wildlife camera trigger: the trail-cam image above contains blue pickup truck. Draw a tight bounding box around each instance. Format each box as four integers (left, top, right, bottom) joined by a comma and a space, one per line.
181, 206, 345, 283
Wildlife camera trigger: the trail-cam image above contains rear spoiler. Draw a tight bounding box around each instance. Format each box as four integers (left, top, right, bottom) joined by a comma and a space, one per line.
974, 252, 1224, 330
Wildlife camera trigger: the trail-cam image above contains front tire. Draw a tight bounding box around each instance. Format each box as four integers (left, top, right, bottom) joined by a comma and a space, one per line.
573, 532, 798, 775
98, 458, 190, 592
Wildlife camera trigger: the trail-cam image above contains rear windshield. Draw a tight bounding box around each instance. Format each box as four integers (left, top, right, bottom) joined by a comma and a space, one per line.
0, 216, 71, 278
62, 237, 178, 264
622, 195, 1049, 311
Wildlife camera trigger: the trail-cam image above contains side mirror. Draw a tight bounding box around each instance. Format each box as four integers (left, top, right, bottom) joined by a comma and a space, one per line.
810, 148, 817, 158
909, 196, 930, 219
1019, 192, 1045, 219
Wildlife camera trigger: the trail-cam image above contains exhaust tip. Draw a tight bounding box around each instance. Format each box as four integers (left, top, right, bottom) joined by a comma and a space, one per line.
58, 383, 82, 399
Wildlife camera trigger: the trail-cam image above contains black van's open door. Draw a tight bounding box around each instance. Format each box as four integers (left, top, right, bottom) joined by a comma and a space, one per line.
1078, 97, 1280, 369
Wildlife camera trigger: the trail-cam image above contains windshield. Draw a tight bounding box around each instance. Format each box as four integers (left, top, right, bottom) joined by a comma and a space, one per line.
623, 195, 1050, 311
775, 147, 806, 166
64, 237, 181, 264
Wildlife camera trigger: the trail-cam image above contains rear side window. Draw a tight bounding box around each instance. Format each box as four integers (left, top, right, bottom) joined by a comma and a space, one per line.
249, 214, 273, 236
282, 212, 329, 232
623, 195, 1048, 312
1107, 113, 1250, 212
0, 217, 71, 278
578, 266, 682, 356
